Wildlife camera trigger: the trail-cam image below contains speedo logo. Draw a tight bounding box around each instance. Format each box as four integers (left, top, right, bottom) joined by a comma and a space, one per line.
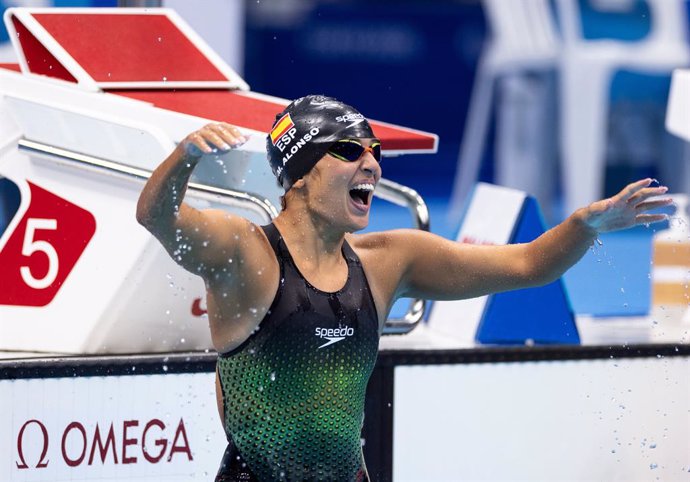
315, 326, 355, 349
336, 113, 366, 129
335, 113, 364, 123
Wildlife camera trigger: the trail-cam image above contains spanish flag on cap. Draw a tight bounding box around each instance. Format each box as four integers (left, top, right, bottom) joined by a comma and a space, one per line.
270, 113, 295, 146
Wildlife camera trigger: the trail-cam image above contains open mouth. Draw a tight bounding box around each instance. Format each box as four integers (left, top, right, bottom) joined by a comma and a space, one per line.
349, 183, 374, 208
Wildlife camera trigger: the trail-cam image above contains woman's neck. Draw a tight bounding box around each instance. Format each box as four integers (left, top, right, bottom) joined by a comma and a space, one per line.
273, 207, 346, 266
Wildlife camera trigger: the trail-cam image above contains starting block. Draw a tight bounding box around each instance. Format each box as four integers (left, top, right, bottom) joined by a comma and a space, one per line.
0, 7, 438, 354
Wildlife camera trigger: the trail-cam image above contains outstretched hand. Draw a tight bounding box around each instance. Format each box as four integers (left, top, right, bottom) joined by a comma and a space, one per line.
182, 122, 248, 157
582, 178, 673, 233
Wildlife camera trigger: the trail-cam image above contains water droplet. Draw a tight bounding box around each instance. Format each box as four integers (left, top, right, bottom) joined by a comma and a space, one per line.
162, 76, 167, 82
180, 338, 186, 343
270, 372, 276, 381
162, 365, 168, 372
650, 463, 658, 470
158, 36, 162, 42
650, 443, 657, 449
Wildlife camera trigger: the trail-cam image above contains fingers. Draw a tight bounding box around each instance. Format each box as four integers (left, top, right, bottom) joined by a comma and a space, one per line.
627, 184, 668, 202
186, 133, 213, 155
212, 123, 248, 147
184, 123, 249, 155
617, 178, 652, 201
634, 197, 674, 212
636, 213, 669, 225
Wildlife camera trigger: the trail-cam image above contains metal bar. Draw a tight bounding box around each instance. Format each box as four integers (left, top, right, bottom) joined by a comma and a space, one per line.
17, 138, 279, 222
375, 178, 430, 231
374, 178, 429, 334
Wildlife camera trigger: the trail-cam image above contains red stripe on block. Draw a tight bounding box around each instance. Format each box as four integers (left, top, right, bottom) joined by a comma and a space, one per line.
114, 90, 436, 151
368, 122, 437, 151
117, 90, 286, 135
0, 63, 22, 72
11, 15, 77, 83
33, 13, 227, 83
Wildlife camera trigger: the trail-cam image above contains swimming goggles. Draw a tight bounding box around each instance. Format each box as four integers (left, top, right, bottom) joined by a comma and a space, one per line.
327, 139, 381, 163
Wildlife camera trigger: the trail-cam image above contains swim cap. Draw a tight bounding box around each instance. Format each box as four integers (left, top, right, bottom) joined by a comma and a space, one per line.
266, 95, 375, 190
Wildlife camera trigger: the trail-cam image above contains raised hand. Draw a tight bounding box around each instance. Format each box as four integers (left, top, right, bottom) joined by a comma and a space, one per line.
182, 122, 248, 157
582, 178, 673, 233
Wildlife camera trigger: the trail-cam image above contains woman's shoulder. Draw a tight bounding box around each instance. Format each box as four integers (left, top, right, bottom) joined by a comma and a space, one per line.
346, 228, 430, 252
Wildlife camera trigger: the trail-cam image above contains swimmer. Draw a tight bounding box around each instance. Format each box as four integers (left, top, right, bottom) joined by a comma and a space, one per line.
136, 95, 672, 481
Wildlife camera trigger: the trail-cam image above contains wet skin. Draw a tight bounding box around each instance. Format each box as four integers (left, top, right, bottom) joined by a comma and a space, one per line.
137, 122, 673, 430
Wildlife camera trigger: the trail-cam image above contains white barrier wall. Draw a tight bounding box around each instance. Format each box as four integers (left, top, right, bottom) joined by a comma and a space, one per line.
1, 371, 227, 481
393, 356, 690, 481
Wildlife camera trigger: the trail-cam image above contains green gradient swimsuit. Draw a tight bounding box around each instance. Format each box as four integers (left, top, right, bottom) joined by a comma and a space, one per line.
216, 224, 380, 481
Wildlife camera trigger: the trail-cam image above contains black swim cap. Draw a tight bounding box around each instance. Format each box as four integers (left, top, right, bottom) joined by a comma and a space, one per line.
266, 95, 375, 190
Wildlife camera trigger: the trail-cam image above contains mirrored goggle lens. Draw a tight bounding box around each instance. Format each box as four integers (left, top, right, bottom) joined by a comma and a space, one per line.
328, 140, 381, 163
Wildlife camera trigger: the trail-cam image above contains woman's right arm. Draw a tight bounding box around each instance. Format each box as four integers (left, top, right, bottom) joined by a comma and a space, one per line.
136, 123, 248, 275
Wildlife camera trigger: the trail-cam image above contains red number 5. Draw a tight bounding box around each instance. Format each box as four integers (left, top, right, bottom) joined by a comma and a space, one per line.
0, 182, 96, 307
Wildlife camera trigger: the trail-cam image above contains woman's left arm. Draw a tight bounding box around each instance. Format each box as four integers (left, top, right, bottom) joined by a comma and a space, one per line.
395, 179, 671, 301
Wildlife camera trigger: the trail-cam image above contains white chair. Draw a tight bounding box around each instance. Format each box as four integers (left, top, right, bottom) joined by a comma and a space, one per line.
448, 0, 561, 222
556, 0, 690, 214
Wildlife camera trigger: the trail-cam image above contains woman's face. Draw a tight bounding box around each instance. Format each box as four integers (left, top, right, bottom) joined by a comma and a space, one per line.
302, 138, 382, 232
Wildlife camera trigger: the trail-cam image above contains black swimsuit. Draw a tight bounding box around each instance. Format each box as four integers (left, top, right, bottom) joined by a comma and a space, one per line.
216, 223, 380, 481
